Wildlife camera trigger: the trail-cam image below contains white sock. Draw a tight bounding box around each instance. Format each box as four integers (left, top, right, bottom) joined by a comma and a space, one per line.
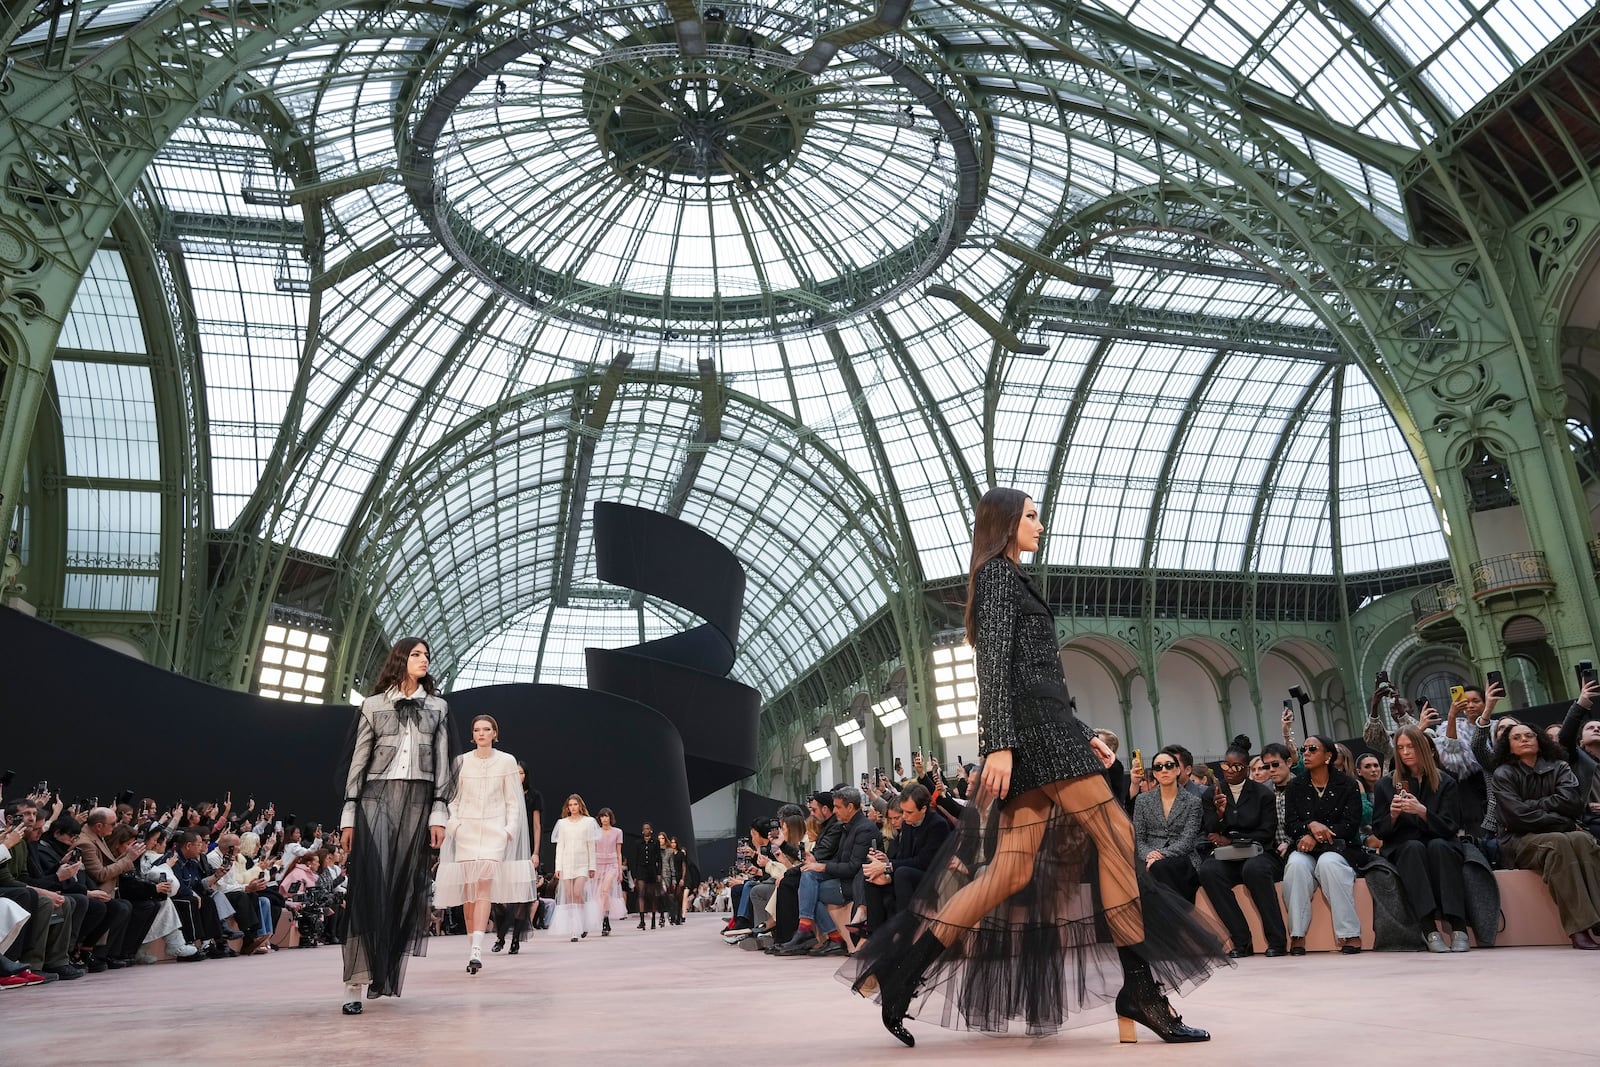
343, 982, 362, 1004
470, 932, 484, 955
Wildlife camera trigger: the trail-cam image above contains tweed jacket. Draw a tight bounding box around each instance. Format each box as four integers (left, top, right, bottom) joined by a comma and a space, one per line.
341, 687, 453, 829
1133, 787, 1205, 870
972, 557, 1097, 760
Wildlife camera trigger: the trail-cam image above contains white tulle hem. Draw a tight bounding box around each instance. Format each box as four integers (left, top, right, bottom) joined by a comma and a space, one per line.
432, 858, 537, 907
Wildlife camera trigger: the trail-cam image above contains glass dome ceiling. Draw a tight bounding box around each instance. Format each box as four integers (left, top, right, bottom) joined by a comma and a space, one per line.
35, 0, 1589, 701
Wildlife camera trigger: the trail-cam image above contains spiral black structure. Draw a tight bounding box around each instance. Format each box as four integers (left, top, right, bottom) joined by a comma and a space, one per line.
448, 502, 760, 862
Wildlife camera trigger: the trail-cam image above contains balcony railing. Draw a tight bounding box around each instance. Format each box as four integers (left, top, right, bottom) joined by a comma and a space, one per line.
1410, 581, 1461, 625
1470, 551, 1553, 598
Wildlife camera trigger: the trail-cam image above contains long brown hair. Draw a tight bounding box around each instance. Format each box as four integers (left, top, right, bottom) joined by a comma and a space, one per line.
964, 487, 1031, 644
1393, 725, 1441, 793
371, 637, 439, 697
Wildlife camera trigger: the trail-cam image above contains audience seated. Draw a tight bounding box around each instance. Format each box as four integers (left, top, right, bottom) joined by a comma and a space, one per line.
1198, 736, 1286, 957
1371, 726, 1470, 952
1491, 722, 1600, 949
1282, 735, 1364, 955
774, 787, 875, 958
1133, 747, 1203, 901
1556, 678, 1600, 840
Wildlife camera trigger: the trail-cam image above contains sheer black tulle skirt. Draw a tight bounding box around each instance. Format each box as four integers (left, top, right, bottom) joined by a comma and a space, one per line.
837, 775, 1229, 1036
344, 779, 435, 996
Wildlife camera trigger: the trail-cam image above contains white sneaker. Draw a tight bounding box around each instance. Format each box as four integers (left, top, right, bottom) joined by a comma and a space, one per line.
134, 953, 159, 965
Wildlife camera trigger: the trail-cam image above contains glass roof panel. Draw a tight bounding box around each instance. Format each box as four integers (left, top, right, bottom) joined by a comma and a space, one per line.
51, 361, 160, 482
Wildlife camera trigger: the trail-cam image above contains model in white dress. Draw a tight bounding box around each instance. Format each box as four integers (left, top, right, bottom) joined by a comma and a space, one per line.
434, 716, 536, 973
550, 797, 600, 941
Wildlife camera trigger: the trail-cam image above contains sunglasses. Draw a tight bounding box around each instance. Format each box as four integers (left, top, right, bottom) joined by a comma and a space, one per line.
1302, 745, 1323, 753
1150, 761, 1178, 771
1261, 760, 1285, 769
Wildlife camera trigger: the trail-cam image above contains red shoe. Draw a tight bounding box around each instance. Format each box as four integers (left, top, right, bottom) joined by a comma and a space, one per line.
14, 970, 49, 985
0, 974, 32, 990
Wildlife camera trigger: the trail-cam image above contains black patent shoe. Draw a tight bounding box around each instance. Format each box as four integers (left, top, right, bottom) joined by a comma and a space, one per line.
508, 938, 520, 954
1114, 989, 1210, 1043
341, 1002, 363, 1016
859, 931, 944, 1048
492, 938, 505, 953
467, 955, 482, 975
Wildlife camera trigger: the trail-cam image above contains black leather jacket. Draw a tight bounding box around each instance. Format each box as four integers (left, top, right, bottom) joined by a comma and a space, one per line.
1493, 757, 1583, 845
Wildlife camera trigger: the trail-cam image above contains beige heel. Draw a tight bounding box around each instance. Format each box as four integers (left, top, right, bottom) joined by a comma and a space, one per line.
1118, 1016, 1138, 1043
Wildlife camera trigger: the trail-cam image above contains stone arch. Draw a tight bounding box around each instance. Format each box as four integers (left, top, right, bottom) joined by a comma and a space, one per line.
1061, 634, 1139, 752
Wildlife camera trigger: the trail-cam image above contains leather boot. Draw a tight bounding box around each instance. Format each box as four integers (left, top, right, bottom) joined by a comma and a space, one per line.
1115, 946, 1210, 1043
859, 931, 945, 1048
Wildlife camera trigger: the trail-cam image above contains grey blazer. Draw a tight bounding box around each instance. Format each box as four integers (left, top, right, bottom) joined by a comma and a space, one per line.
341, 690, 452, 828
1132, 787, 1204, 870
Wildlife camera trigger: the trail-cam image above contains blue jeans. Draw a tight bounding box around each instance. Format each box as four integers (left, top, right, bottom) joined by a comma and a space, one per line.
797, 870, 845, 932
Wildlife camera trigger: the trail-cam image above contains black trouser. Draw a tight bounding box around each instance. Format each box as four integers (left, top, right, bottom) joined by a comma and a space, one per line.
83, 897, 131, 960
1199, 853, 1287, 952
1149, 856, 1201, 902
65, 892, 101, 954
772, 867, 800, 943
173, 893, 221, 942
113, 899, 159, 959
225, 891, 263, 936
1383, 838, 1467, 927
861, 878, 895, 934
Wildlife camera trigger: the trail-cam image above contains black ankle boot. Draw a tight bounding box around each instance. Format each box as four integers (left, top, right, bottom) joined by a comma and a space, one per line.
1114, 946, 1209, 1043
859, 931, 945, 1048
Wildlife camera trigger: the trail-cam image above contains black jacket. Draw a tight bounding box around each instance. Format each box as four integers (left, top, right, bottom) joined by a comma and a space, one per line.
1557, 701, 1600, 837
1493, 757, 1583, 844
1201, 779, 1277, 850
1371, 772, 1459, 845
821, 812, 877, 882
896, 809, 951, 873
1284, 769, 1363, 858
810, 815, 843, 865
972, 558, 1097, 760
633, 835, 662, 880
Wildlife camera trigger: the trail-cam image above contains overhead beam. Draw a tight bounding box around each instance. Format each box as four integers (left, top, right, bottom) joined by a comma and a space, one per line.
1036, 297, 1348, 363
994, 235, 1115, 289
798, 0, 912, 75
666, 0, 706, 56
927, 284, 1050, 354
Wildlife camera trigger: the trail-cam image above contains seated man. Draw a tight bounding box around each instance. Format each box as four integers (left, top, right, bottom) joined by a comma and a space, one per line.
77, 806, 158, 964
171, 830, 228, 956
211, 833, 271, 955
34, 813, 131, 970
1198, 737, 1287, 957
1, 801, 82, 980
891, 783, 950, 905
1282, 736, 1364, 954
775, 787, 876, 958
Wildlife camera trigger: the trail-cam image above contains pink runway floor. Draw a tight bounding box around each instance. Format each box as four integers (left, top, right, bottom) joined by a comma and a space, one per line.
10, 914, 1592, 1066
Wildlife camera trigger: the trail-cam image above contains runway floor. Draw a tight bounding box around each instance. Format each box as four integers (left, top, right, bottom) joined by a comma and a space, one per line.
11, 914, 1591, 1066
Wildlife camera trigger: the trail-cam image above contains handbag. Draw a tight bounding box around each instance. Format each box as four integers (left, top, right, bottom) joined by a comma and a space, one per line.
1209, 841, 1263, 861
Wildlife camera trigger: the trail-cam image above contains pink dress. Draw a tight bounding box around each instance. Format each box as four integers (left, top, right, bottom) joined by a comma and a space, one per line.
594, 825, 628, 921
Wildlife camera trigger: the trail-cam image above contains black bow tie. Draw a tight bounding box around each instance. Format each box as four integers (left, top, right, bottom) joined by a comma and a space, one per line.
394, 698, 424, 726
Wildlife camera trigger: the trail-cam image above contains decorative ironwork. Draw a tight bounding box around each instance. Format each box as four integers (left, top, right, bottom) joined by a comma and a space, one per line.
1469, 552, 1552, 597
1410, 581, 1461, 624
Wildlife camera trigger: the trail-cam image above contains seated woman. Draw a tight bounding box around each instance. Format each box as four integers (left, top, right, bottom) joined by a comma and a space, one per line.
1131, 746, 1203, 901
1354, 752, 1384, 843
114, 826, 198, 961
1197, 736, 1287, 957
1371, 726, 1469, 952
1492, 722, 1600, 950
1283, 735, 1364, 954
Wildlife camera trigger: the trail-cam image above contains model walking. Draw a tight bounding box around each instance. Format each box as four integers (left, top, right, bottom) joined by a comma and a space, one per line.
841, 488, 1227, 1045
433, 715, 536, 974
492, 762, 542, 955
633, 822, 661, 929
338, 638, 455, 1016
593, 809, 627, 936
550, 796, 598, 942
